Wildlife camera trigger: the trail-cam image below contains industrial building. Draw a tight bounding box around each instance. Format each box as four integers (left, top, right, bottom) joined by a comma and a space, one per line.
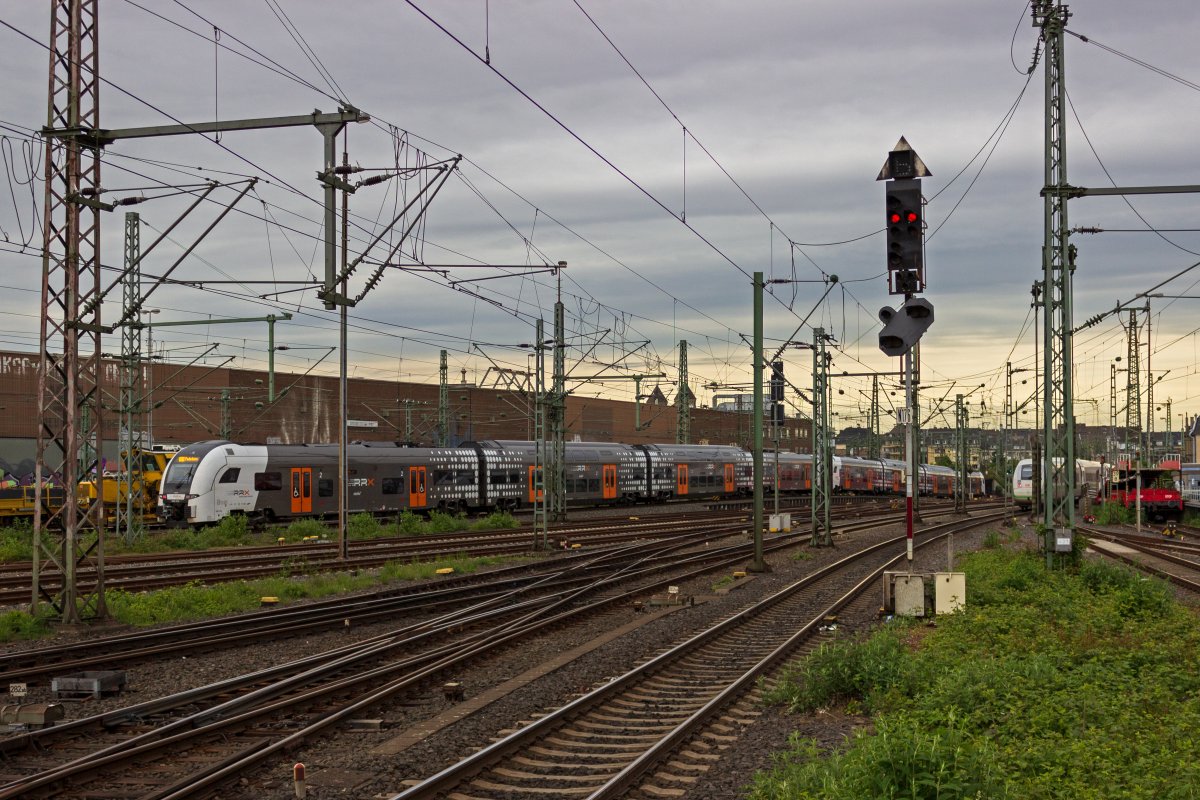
0, 350, 812, 479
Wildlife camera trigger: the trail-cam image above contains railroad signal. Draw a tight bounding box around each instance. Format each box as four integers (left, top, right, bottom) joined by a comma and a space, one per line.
885, 179, 923, 293
877, 138, 930, 296
770, 360, 785, 425
878, 297, 935, 357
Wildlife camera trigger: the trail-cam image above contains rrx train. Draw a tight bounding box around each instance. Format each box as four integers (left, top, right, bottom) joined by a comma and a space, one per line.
159, 439, 974, 527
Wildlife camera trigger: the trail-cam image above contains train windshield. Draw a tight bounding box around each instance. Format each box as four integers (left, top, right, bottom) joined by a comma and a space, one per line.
1019, 464, 1033, 480
160, 442, 226, 494
161, 460, 199, 494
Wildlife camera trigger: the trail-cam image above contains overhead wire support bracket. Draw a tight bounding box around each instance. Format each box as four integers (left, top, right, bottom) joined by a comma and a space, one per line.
1043, 183, 1200, 198
69, 107, 371, 147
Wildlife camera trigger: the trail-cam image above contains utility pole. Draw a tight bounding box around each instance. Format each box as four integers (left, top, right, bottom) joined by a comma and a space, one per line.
1125, 309, 1141, 464
810, 328, 832, 548
35, 3, 367, 618
1004, 361, 1013, 508
955, 394, 968, 513
118, 212, 144, 545
751, 274, 766, 571
1110, 361, 1118, 464
868, 375, 881, 460
1146, 303, 1154, 463
549, 274, 567, 523
532, 318, 547, 549
338, 147, 350, 560
35, 0, 107, 622
1034, 0, 1078, 565
439, 351, 449, 447
676, 340, 690, 444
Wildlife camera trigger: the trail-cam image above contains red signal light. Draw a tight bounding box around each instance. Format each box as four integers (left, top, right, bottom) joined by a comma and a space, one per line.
906, 211, 919, 223
889, 212, 902, 224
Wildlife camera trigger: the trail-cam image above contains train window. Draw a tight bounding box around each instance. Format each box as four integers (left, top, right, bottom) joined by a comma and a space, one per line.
1019, 464, 1033, 480
588, 479, 600, 493
382, 477, 401, 495
433, 469, 453, 487
456, 471, 475, 486
218, 468, 241, 484
318, 479, 334, 497
142, 455, 160, 471
254, 472, 282, 491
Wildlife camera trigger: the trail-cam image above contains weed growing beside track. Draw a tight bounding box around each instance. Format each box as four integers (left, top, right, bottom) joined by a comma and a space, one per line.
0, 551, 522, 643
0, 511, 520, 564
751, 539, 1200, 799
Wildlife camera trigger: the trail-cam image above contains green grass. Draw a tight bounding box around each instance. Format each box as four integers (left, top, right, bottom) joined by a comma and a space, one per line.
1093, 500, 1135, 525
0, 552, 520, 640
0, 509, 525, 564
752, 547, 1200, 799
0, 521, 33, 561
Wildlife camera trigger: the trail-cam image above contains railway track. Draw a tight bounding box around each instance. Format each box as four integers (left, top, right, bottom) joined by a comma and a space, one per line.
0, 519, 762, 686
0, 511, 743, 607
1, 499, 984, 607
391, 511, 1005, 799
0, 503, 998, 798
0, 519, 813, 799
1084, 526, 1200, 595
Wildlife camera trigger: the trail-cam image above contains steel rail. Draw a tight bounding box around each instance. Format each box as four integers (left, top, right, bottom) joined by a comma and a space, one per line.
391, 512, 1006, 799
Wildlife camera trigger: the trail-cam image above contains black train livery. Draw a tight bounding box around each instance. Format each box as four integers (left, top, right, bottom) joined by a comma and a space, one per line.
159, 439, 966, 526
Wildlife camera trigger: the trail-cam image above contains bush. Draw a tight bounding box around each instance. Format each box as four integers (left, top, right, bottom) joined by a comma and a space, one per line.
0, 522, 33, 562
768, 630, 909, 714
347, 512, 381, 540
284, 518, 327, 539
754, 548, 1200, 799
427, 510, 467, 533
749, 713, 1003, 800
1094, 501, 1134, 525
469, 511, 519, 531
0, 609, 51, 641
394, 510, 425, 535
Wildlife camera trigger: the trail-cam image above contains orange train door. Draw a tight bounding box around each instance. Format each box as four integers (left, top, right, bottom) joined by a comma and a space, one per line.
602, 464, 617, 500
676, 464, 689, 496
409, 466, 427, 508
723, 463, 735, 493
527, 465, 544, 504
290, 468, 312, 514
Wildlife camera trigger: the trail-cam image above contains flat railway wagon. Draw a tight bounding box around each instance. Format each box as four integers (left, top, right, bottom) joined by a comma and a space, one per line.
1012, 457, 1105, 510
158, 439, 755, 526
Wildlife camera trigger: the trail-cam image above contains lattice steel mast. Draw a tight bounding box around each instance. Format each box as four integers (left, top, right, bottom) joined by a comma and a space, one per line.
810, 328, 832, 547
35, 0, 107, 621
1035, 0, 1077, 560
675, 340, 689, 443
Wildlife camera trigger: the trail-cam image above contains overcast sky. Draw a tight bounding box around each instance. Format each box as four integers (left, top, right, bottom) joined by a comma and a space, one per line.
2, 1, 1199, 437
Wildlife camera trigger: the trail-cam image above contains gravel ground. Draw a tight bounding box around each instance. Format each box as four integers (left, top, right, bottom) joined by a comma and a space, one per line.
7, 506, 1021, 799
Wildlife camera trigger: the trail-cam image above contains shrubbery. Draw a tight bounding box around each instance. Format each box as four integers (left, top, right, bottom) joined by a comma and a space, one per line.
753, 549, 1200, 799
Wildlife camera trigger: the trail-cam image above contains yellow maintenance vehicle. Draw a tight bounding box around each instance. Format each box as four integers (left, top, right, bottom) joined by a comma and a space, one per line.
1, 447, 178, 526
78, 445, 179, 525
